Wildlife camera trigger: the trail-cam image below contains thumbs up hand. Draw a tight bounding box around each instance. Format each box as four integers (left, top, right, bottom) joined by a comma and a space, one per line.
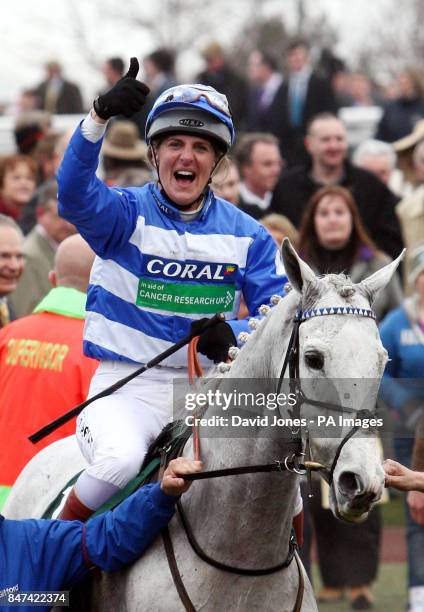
93, 57, 150, 120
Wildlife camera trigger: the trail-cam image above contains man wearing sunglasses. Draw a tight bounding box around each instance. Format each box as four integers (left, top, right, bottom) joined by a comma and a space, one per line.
56, 58, 288, 522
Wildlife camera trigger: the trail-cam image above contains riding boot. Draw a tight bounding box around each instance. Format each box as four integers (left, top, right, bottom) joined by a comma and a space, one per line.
293, 510, 304, 547
58, 487, 94, 522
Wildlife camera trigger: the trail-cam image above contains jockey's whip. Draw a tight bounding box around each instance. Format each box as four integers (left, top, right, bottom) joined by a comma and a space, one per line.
29, 313, 225, 444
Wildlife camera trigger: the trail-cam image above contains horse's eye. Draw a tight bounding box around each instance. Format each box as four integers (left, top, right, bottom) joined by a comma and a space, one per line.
304, 352, 324, 370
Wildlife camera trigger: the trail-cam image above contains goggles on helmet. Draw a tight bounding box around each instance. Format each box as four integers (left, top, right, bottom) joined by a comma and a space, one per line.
153, 85, 232, 118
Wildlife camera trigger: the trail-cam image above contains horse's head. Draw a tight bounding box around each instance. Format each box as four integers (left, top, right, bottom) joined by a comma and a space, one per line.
280, 239, 404, 522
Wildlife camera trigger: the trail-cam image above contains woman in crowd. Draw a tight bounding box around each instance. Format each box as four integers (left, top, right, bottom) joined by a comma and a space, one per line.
298, 184, 402, 320
379, 244, 424, 612
0, 155, 37, 230
298, 184, 403, 609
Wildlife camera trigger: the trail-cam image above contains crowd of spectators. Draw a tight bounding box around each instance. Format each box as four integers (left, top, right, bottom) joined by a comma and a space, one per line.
0, 39, 424, 611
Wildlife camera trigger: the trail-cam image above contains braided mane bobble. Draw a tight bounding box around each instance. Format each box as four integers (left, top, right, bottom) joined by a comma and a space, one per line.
228, 346, 240, 360
258, 304, 271, 316
238, 331, 250, 344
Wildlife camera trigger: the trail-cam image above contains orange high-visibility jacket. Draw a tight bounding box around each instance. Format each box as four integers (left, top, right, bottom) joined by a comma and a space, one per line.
0, 287, 98, 507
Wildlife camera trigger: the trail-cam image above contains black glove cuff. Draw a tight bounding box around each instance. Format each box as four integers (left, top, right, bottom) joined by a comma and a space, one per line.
93, 97, 110, 120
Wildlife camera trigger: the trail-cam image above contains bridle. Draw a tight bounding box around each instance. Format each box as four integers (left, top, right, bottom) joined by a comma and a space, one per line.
276, 305, 379, 488
163, 304, 381, 612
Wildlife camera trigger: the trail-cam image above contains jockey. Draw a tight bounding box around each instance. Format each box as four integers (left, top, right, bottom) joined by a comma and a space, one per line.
56, 58, 288, 521
0, 458, 201, 612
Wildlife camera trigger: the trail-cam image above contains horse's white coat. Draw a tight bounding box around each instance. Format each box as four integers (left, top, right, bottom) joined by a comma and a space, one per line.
4, 241, 403, 611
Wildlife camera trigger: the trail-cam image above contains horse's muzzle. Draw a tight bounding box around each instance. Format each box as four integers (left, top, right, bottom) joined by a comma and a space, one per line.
331, 469, 384, 523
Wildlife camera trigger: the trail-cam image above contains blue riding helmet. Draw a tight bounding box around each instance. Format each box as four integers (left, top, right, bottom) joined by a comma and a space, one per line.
145, 84, 235, 152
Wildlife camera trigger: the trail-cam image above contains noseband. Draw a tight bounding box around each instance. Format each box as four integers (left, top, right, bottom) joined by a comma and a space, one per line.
276, 305, 378, 487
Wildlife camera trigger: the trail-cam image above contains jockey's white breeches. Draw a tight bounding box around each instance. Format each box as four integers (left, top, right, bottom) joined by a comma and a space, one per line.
76, 361, 185, 488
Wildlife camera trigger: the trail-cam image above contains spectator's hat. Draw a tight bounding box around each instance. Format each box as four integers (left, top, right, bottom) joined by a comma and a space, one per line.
102, 121, 147, 161
409, 243, 424, 286
14, 110, 52, 154
393, 120, 424, 153
393, 120, 424, 184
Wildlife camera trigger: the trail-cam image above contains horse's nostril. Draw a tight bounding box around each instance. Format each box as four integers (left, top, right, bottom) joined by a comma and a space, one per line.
338, 471, 363, 496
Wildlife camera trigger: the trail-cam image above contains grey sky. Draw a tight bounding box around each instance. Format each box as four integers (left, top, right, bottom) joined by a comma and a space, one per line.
2, 0, 388, 108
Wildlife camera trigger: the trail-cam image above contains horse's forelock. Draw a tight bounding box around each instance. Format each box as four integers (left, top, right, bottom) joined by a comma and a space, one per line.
304, 274, 361, 309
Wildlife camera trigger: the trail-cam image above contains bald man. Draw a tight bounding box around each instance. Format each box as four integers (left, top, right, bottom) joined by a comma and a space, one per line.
0, 234, 98, 509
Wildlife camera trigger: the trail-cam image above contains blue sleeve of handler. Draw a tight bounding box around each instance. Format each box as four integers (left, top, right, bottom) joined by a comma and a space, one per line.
0, 484, 176, 597
228, 226, 288, 339
56, 126, 139, 257
0, 515, 89, 592
84, 483, 177, 572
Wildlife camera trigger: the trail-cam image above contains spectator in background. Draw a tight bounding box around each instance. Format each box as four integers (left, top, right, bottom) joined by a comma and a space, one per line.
353, 139, 397, 186
0, 215, 24, 326
298, 185, 402, 609
5, 89, 39, 117
210, 158, 240, 205
394, 127, 424, 293
0, 155, 37, 228
133, 48, 177, 137
376, 68, 424, 143
196, 41, 248, 130
263, 38, 338, 167
298, 185, 402, 319
0, 234, 97, 509
8, 180, 76, 319
330, 59, 355, 108
270, 113, 403, 260
234, 133, 283, 219
19, 128, 74, 236
100, 57, 125, 93
349, 72, 379, 107
101, 120, 150, 185
393, 120, 424, 195
260, 213, 298, 248
246, 50, 283, 131
379, 245, 424, 612
35, 60, 84, 115
32, 131, 61, 184
13, 110, 52, 155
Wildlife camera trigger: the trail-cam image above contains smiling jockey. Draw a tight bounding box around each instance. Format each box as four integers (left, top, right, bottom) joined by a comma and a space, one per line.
56, 57, 290, 522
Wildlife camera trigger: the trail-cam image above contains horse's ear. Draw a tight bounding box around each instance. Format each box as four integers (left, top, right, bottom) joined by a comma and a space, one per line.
281, 238, 317, 293
358, 249, 405, 304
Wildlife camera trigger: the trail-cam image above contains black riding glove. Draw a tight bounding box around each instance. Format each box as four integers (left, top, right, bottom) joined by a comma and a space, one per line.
93, 57, 150, 120
193, 319, 237, 363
